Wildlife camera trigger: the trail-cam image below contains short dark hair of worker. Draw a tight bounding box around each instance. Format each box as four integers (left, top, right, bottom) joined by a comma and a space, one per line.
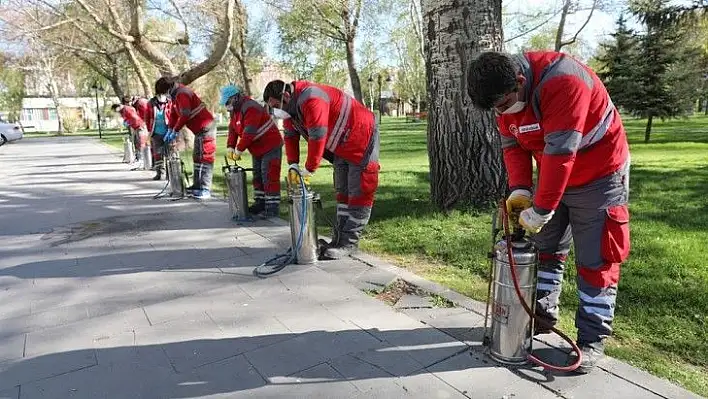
467, 52, 519, 110
262, 80, 289, 103
111, 104, 121, 112
120, 96, 132, 105
155, 76, 178, 95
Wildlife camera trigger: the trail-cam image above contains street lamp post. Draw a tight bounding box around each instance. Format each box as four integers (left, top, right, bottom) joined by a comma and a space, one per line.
368, 73, 392, 126
91, 82, 104, 139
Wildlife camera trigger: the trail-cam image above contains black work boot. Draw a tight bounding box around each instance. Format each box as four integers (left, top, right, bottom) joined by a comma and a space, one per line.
323, 243, 358, 260
248, 200, 265, 216
261, 203, 280, 219
571, 341, 605, 374
533, 318, 556, 335
323, 230, 359, 260
152, 170, 163, 181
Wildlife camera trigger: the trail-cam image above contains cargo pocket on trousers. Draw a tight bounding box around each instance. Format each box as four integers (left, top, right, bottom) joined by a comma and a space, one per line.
360, 161, 380, 197
601, 204, 630, 263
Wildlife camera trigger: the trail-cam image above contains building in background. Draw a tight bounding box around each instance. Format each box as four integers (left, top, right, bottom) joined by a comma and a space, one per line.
20, 96, 120, 132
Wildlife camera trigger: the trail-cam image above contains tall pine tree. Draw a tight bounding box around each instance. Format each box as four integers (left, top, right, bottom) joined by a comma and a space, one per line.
630, 0, 704, 142
596, 16, 642, 114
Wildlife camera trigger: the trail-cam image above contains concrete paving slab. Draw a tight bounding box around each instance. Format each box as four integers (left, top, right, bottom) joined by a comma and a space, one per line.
244, 329, 382, 380
0, 387, 18, 399
428, 351, 561, 399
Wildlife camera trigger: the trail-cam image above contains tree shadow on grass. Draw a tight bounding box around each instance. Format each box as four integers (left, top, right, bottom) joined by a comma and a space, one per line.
628, 165, 708, 232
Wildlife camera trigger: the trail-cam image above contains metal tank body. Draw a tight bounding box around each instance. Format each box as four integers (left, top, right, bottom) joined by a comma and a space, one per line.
123, 137, 134, 163
289, 190, 318, 264
141, 146, 153, 170
489, 237, 538, 365
225, 166, 249, 220
167, 158, 184, 197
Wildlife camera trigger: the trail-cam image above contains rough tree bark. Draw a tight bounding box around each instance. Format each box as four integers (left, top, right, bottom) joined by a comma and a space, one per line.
229, 0, 252, 96
424, 0, 506, 211
345, 38, 363, 102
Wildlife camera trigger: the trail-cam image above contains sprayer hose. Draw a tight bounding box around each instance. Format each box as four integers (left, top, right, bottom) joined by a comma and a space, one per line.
499, 200, 582, 372
253, 167, 309, 277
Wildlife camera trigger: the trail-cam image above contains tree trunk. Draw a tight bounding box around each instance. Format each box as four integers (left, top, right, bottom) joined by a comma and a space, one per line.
235, 2, 252, 96
132, 36, 178, 77
109, 62, 125, 99
124, 43, 152, 96
705, 96, 708, 115
555, 0, 571, 51
345, 38, 363, 102
644, 113, 653, 143
425, 0, 506, 211
230, 44, 252, 96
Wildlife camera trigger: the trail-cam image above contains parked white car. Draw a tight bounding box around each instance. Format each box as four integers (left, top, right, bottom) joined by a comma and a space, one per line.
0, 118, 23, 145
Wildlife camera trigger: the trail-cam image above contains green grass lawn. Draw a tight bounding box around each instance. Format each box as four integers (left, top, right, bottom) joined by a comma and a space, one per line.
97, 116, 707, 395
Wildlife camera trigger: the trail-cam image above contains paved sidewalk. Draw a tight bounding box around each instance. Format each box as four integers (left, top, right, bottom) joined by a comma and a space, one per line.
0, 137, 700, 399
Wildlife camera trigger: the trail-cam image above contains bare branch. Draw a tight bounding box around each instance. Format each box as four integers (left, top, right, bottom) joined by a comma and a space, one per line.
559, 0, 597, 49
504, 7, 562, 43
313, 5, 347, 40
27, 18, 76, 33
180, 0, 235, 84
73, 51, 113, 80
351, 0, 363, 32
168, 0, 190, 41
48, 40, 108, 54
74, 0, 133, 42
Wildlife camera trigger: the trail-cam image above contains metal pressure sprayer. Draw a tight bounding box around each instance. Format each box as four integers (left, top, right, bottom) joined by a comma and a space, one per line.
223, 156, 251, 222
487, 235, 537, 365
286, 167, 320, 265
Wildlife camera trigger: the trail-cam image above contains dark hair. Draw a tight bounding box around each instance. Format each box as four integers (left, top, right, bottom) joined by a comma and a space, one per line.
467, 52, 518, 109
111, 104, 121, 111
262, 80, 287, 102
120, 96, 132, 105
155, 76, 178, 95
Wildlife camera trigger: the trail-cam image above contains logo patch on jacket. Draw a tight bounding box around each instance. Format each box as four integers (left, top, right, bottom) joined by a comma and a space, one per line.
519, 123, 541, 133
509, 124, 519, 136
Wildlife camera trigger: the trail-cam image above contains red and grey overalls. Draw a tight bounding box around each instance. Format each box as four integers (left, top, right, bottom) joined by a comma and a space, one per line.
167, 84, 216, 191
497, 51, 631, 345
119, 105, 148, 161
144, 98, 173, 174
227, 97, 284, 215
283, 81, 380, 248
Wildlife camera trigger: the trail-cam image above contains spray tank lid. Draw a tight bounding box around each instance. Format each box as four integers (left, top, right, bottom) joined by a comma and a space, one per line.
495, 236, 537, 263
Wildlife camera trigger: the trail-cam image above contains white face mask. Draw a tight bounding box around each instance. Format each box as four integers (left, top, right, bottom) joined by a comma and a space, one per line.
502, 101, 526, 115
157, 94, 168, 103
272, 108, 291, 120
225, 105, 233, 112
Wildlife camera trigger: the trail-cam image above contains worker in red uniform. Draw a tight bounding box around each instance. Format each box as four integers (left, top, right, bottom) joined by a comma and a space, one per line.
221, 85, 283, 218
467, 51, 631, 373
263, 80, 380, 260
154, 77, 216, 199
130, 96, 151, 126
112, 102, 148, 168
143, 94, 172, 180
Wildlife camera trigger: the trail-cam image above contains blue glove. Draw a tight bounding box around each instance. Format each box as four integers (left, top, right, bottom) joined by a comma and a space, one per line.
164, 129, 176, 143
123, 121, 129, 128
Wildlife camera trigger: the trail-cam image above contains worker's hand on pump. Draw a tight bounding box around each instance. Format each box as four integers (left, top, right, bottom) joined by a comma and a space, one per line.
164, 129, 177, 143
287, 164, 301, 187
519, 207, 554, 234
301, 169, 313, 187
227, 147, 241, 161
506, 189, 533, 227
